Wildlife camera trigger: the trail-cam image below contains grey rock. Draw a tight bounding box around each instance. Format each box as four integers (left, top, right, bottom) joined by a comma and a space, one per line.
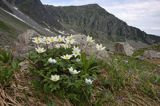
143, 50, 160, 59
114, 42, 134, 56
138, 56, 145, 61
73, 34, 109, 60
12, 29, 39, 59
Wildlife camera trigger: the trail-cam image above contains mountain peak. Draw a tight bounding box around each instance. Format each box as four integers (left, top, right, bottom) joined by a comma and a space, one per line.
86, 3, 100, 7
80, 3, 101, 8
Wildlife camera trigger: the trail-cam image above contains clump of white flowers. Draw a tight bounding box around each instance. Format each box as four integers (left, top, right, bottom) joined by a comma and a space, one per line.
32, 34, 106, 84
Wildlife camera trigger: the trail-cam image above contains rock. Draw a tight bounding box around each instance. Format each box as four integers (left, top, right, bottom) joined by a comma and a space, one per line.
73, 34, 109, 60
114, 42, 134, 56
12, 29, 40, 59
138, 56, 145, 61
143, 50, 160, 59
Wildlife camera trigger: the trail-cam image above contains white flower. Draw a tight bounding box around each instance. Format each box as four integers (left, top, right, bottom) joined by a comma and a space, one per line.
54, 44, 71, 49
96, 44, 106, 51
42, 37, 51, 44
48, 58, 57, 64
55, 44, 61, 48
32, 37, 43, 44
85, 78, 93, 85
50, 75, 60, 82
72, 46, 81, 57
65, 35, 75, 44
86, 36, 95, 43
35, 47, 46, 53
61, 44, 71, 49
61, 54, 73, 60
68, 67, 80, 75
50, 36, 58, 43
123, 60, 128, 63
57, 35, 65, 42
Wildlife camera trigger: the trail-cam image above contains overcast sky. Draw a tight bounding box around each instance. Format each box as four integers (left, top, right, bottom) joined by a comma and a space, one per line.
41, 0, 160, 36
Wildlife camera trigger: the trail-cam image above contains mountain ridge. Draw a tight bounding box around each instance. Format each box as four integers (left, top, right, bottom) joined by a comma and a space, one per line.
44, 4, 160, 44
1, 0, 160, 48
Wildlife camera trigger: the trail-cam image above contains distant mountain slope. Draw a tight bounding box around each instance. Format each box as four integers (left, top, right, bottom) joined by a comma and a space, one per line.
1, 0, 160, 48
0, 8, 30, 45
45, 4, 160, 44
0, 0, 59, 46
8, 0, 63, 30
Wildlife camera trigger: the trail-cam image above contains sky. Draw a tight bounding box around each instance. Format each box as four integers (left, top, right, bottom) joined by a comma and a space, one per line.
41, 0, 160, 36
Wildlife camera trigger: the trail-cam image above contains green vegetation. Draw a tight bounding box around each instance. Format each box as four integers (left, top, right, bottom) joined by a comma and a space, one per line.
0, 35, 159, 105
133, 44, 160, 57
110, 54, 159, 98
27, 36, 160, 105
0, 49, 19, 87
0, 21, 11, 31
29, 36, 102, 105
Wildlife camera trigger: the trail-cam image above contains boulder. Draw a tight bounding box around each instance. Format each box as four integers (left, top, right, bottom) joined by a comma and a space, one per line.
12, 29, 40, 59
143, 50, 160, 59
114, 42, 134, 56
73, 34, 109, 60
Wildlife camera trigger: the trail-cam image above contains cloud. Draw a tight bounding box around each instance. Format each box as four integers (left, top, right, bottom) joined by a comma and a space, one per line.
104, 0, 160, 35
41, 0, 160, 36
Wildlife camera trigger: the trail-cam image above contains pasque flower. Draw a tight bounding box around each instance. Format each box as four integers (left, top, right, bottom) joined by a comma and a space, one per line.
48, 58, 57, 64
50, 36, 58, 43
61, 54, 73, 60
57, 35, 65, 42
65, 35, 75, 44
68, 67, 80, 75
32, 37, 43, 44
72, 46, 81, 57
42, 37, 52, 44
85, 78, 93, 85
86, 36, 95, 43
35, 47, 46, 53
96, 44, 106, 51
50, 75, 60, 82
55, 44, 61, 48
61, 44, 71, 49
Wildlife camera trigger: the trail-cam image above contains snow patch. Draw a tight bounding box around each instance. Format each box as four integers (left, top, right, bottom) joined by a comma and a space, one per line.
44, 28, 54, 33
0, 8, 26, 23
13, 7, 18, 10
